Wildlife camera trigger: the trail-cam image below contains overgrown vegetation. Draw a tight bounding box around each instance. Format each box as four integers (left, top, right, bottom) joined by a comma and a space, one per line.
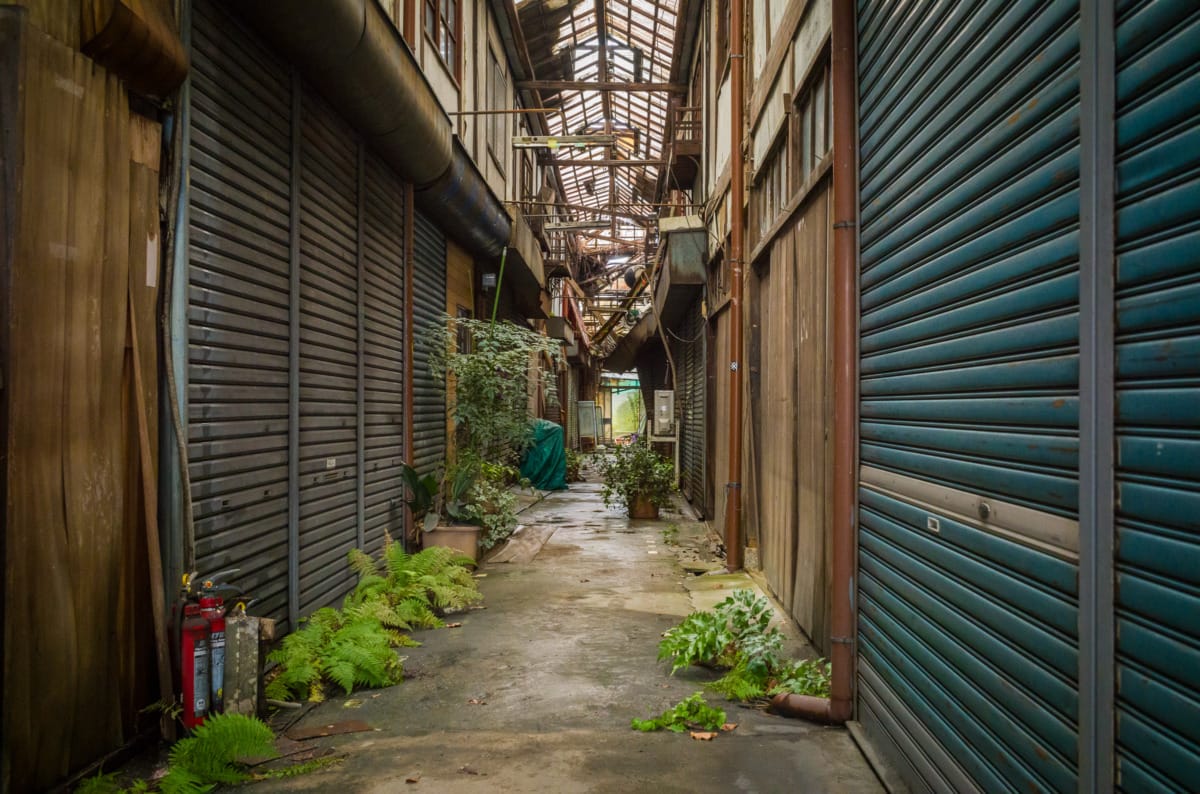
598, 441, 676, 512
425, 316, 561, 466
564, 448, 583, 483
266, 541, 480, 703
657, 590, 830, 701
631, 692, 726, 733
75, 713, 309, 793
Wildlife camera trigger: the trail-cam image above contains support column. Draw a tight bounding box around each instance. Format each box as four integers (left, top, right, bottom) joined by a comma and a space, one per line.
1077, 0, 1115, 790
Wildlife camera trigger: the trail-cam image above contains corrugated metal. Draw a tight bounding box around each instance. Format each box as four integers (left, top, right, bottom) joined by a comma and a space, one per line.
679, 300, 705, 507
362, 153, 407, 556
1113, 3, 1200, 790
566, 368, 579, 449
297, 88, 361, 615
412, 211, 447, 475
187, 0, 292, 625
857, 1, 1082, 791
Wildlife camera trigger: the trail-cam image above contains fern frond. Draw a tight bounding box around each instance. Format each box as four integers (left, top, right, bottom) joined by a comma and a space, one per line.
347, 548, 379, 579
167, 714, 277, 789
156, 766, 213, 794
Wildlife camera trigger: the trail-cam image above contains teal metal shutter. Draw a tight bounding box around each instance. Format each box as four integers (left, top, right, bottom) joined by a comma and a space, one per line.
362, 154, 407, 557
187, 0, 293, 625
1113, 3, 1200, 790
856, 1, 1082, 791
412, 212, 447, 476
297, 89, 361, 615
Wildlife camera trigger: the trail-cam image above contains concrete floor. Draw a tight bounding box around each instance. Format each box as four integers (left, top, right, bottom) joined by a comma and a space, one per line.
256, 478, 883, 793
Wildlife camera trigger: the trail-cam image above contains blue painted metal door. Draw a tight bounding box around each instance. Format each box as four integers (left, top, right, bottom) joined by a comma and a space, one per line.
1113, 3, 1200, 790
856, 1, 1082, 791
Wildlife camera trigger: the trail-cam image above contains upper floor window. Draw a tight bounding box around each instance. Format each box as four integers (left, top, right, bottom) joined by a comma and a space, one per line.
425, 0, 460, 80
488, 48, 508, 174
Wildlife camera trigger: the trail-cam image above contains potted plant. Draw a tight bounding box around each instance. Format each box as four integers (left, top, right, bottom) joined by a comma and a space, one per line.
599, 442, 676, 519
401, 460, 482, 561
400, 455, 523, 560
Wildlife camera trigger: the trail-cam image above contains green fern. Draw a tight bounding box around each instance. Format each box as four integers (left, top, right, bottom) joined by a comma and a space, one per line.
161, 713, 277, 792
323, 619, 404, 694
706, 656, 769, 701
75, 772, 123, 794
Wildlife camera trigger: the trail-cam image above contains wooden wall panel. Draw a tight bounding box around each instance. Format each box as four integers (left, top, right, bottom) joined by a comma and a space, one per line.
756, 236, 799, 612
791, 185, 832, 652
2, 20, 158, 790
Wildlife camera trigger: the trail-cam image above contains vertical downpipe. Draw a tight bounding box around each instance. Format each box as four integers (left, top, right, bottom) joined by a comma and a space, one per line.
773, 0, 857, 724
827, 0, 858, 724
722, 0, 746, 572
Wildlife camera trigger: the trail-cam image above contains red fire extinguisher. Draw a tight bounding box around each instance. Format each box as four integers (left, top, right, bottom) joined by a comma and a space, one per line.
199, 584, 226, 715
181, 603, 210, 730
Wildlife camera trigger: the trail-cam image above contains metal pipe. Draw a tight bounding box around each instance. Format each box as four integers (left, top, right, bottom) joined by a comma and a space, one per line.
236, 0, 452, 187
774, 0, 856, 725
827, 0, 857, 727
722, 0, 746, 572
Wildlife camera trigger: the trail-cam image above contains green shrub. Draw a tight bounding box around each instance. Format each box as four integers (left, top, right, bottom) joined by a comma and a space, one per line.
657, 590, 830, 702
631, 692, 726, 733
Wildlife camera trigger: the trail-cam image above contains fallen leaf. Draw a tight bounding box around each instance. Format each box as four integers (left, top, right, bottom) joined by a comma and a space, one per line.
690, 731, 718, 741
720, 723, 738, 732
343, 699, 363, 709
467, 698, 487, 705
406, 774, 422, 784
445, 622, 463, 628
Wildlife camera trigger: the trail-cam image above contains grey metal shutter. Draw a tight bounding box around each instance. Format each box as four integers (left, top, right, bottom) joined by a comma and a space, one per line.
856, 2, 1081, 792
362, 154, 407, 556
1113, 4, 1200, 790
187, 0, 293, 625
680, 301, 706, 508
297, 89, 361, 615
566, 368, 579, 449
412, 211, 447, 475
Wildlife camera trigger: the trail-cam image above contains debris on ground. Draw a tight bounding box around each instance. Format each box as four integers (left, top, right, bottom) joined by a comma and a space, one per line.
285, 720, 373, 741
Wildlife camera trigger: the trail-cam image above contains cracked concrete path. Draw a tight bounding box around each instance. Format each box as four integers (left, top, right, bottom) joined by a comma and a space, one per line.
257, 480, 883, 793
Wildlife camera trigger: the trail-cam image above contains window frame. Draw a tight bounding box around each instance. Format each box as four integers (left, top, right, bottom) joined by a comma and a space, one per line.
423, 0, 461, 83
487, 47, 508, 176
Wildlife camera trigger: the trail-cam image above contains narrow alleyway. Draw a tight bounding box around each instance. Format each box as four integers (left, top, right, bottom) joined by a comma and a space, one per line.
257, 477, 883, 793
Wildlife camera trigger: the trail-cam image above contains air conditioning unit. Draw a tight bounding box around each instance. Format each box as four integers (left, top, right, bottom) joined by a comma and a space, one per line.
654, 390, 675, 436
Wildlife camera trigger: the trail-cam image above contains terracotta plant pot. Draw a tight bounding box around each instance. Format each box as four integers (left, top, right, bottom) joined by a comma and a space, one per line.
422, 524, 481, 563
628, 493, 660, 519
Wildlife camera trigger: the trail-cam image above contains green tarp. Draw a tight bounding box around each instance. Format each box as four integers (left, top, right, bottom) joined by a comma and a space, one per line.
520, 419, 568, 491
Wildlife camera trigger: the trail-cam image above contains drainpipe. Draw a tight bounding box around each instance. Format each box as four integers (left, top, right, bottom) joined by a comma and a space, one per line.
770, 0, 855, 724
722, 0, 746, 572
